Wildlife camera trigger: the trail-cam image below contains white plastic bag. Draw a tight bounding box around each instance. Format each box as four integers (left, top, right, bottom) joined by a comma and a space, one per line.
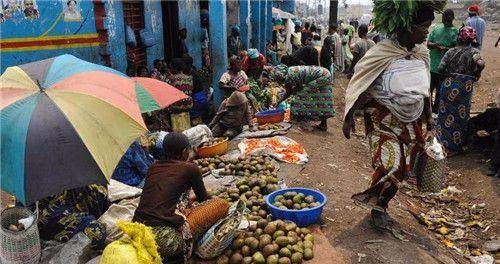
425, 137, 445, 161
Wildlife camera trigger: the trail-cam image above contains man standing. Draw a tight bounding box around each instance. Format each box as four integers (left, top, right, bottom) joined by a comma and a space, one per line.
291, 24, 302, 52
328, 25, 344, 73
465, 4, 486, 49
427, 9, 458, 111
349, 24, 375, 76
227, 25, 243, 58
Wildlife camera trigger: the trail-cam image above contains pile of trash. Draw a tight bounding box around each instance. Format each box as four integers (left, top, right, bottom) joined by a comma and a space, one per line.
402, 184, 498, 262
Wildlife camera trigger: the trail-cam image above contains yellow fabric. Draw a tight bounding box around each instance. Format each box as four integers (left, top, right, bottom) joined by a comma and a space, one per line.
100, 221, 162, 264
47, 90, 146, 180
0, 66, 38, 90
344, 39, 430, 118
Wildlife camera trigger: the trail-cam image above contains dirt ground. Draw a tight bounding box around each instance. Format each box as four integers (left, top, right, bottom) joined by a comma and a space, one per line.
278, 29, 500, 263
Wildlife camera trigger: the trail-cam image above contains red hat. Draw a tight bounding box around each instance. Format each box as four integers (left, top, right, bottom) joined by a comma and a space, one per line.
468, 5, 480, 15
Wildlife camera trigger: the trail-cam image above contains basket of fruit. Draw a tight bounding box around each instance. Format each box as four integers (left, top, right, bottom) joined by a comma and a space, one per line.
196, 137, 228, 158
265, 188, 327, 227
255, 109, 285, 125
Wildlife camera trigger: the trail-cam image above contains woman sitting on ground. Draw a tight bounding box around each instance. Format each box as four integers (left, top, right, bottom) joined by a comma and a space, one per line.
133, 132, 229, 261
209, 86, 254, 139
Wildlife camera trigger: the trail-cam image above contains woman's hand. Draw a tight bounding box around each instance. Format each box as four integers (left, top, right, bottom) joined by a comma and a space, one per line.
342, 114, 356, 139
427, 116, 436, 131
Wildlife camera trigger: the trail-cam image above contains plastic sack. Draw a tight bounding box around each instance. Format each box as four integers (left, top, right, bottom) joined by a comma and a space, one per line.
100, 221, 162, 264
107, 179, 142, 203
125, 26, 137, 47
139, 29, 156, 47
39, 233, 92, 264
98, 197, 140, 244
195, 200, 246, 259
182, 124, 213, 148
425, 137, 446, 161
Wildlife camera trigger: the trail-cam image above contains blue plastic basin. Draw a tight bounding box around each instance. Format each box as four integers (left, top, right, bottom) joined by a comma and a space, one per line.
255, 109, 285, 117
265, 187, 327, 227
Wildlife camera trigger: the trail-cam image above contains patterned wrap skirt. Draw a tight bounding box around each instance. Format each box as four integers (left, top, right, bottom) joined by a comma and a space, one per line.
287, 66, 335, 120
352, 103, 424, 208
436, 74, 475, 151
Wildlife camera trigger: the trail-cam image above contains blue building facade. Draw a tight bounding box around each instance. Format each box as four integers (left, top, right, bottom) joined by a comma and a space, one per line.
1, 0, 294, 105
0, 0, 164, 73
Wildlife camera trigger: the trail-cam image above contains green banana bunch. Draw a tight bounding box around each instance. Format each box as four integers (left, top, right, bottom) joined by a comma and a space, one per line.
371, 0, 447, 35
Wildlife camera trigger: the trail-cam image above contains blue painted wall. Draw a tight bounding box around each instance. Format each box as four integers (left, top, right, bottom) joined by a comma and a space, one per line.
238, 0, 250, 50
250, 0, 260, 49
0, 0, 101, 73
209, 0, 228, 107
266, 0, 273, 42
1, 0, 164, 74
144, 0, 165, 70
259, 0, 267, 55
178, 0, 202, 69
105, 0, 127, 72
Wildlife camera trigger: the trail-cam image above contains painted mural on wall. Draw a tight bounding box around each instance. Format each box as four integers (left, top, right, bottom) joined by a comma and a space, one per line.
0, 0, 100, 72
1, 0, 38, 20
63, 0, 81, 22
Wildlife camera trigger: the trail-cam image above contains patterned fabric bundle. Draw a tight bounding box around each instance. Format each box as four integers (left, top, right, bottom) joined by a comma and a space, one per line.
37, 185, 109, 249
286, 66, 335, 120
436, 74, 475, 151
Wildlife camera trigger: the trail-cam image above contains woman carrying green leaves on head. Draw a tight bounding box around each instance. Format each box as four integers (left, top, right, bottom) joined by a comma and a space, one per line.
343, 1, 447, 229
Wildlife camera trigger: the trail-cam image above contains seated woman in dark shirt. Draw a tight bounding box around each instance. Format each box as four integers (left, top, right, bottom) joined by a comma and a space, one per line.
133, 132, 229, 261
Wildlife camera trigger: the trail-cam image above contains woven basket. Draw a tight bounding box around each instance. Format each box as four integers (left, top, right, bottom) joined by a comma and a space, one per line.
195, 200, 246, 259
416, 153, 446, 193
0, 207, 40, 264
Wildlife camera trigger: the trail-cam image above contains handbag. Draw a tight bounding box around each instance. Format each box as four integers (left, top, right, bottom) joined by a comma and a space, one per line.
139, 29, 156, 47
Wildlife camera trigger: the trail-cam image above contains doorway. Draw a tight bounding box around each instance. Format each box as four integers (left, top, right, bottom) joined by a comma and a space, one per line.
161, 0, 180, 62
122, 1, 147, 67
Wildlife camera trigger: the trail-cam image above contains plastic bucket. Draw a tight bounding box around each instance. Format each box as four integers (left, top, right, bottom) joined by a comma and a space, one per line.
255, 109, 285, 125
265, 187, 327, 227
196, 138, 229, 158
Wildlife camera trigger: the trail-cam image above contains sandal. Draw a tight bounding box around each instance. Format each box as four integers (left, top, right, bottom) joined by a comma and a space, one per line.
352, 193, 386, 212
371, 209, 389, 230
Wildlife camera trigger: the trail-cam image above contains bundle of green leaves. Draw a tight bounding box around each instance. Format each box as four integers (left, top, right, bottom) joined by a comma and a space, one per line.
371, 0, 447, 35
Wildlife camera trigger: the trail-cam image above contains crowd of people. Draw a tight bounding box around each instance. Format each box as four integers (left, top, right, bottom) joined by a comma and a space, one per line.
27, 2, 498, 262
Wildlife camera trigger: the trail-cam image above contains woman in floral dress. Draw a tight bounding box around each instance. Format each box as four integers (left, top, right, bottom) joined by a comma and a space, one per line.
272, 65, 335, 131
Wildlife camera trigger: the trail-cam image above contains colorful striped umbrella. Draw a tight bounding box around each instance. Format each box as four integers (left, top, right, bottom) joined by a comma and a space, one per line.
133, 77, 189, 113
0, 54, 147, 205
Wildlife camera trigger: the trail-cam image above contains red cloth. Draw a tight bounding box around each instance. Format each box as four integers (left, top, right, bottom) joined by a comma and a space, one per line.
459, 26, 477, 42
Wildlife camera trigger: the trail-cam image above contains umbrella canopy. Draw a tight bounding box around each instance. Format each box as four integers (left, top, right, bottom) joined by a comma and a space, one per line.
0, 54, 147, 205
133, 77, 189, 113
